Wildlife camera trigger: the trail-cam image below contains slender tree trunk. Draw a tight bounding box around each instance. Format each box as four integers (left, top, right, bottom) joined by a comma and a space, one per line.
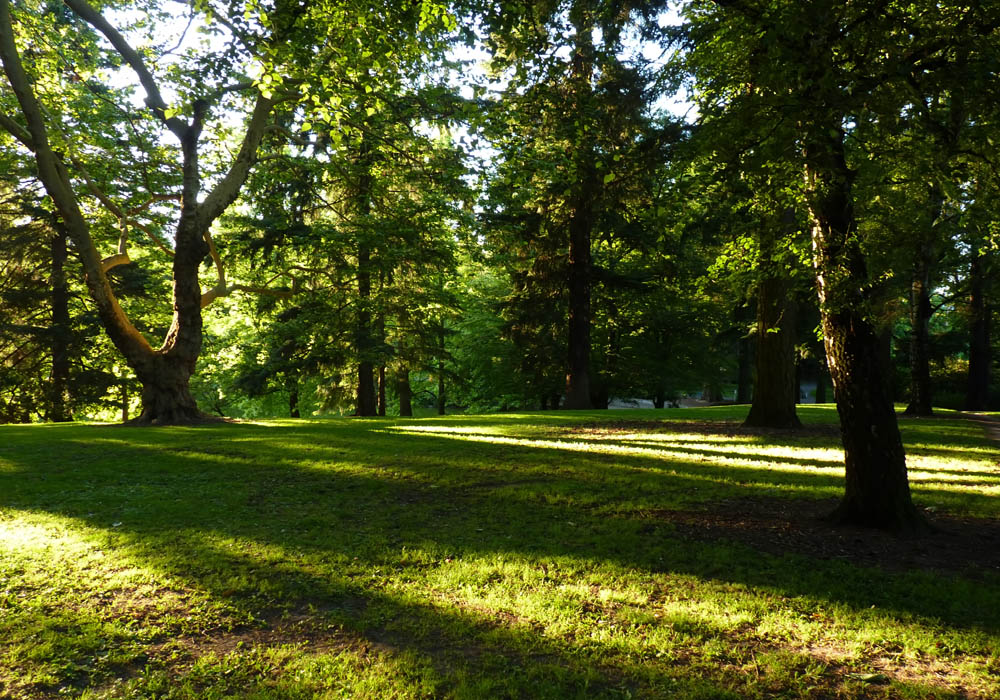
564, 5, 597, 410
549, 392, 560, 410
904, 195, 939, 416
48, 223, 72, 422
744, 276, 802, 428
397, 367, 412, 417
377, 364, 387, 416
965, 251, 991, 411
288, 373, 300, 418
354, 137, 376, 417
815, 347, 828, 404
120, 381, 129, 422
736, 333, 752, 404
356, 256, 376, 416
804, 129, 925, 533
437, 326, 446, 415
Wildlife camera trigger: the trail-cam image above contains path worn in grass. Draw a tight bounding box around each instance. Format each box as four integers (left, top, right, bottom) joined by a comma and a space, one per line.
1, 405, 998, 699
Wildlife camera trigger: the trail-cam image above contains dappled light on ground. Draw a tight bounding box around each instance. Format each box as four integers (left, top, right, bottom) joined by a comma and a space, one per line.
1, 406, 998, 698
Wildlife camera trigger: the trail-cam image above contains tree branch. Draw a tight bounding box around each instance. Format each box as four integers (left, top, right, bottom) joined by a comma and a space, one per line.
63, 0, 188, 139
197, 92, 275, 224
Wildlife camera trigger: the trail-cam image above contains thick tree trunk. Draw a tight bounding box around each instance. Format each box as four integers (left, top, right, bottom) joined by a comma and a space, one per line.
965, 251, 991, 411
48, 224, 72, 422
805, 129, 925, 533
744, 277, 801, 428
397, 368, 412, 417
131, 353, 202, 424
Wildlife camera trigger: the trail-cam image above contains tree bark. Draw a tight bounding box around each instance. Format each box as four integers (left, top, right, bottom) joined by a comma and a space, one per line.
354, 138, 377, 417
397, 367, 412, 417
736, 333, 752, 404
804, 128, 925, 533
965, 251, 991, 410
744, 274, 801, 428
815, 346, 828, 404
288, 373, 300, 418
904, 193, 940, 416
564, 4, 597, 410
437, 325, 446, 415
48, 223, 72, 422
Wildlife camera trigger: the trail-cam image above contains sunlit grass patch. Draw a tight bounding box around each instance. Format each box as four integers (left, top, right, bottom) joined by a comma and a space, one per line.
1, 406, 998, 698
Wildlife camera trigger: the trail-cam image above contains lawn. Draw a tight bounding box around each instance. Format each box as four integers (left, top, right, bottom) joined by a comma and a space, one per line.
1, 405, 998, 699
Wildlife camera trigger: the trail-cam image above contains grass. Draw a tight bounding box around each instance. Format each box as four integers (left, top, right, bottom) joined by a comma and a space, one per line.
0, 404, 998, 699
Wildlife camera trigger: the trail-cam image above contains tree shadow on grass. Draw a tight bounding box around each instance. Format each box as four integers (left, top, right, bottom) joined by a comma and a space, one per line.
0, 419, 998, 697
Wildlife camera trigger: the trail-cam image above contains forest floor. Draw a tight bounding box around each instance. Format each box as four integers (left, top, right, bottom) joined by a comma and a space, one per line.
1, 405, 998, 699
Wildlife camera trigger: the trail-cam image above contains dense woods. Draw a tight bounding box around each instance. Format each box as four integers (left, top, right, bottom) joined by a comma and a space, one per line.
2, 0, 999, 529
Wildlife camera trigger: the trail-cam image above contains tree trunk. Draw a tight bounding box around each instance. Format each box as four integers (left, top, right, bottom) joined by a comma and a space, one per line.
965, 251, 991, 411
564, 5, 597, 410
397, 367, 412, 417
48, 223, 72, 422
736, 333, 752, 404
354, 137, 376, 417
904, 201, 938, 416
744, 275, 801, 428
377, 364, 387, 416
804, 128, 925, 533
288, 373, 300, 418
815, 347, 828, 404
131, 353, 202, 424
437, 326, 446, 415
120, 381, 129, 422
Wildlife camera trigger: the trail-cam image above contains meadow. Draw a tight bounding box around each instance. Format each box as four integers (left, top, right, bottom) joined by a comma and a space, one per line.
1, 405, 998, 699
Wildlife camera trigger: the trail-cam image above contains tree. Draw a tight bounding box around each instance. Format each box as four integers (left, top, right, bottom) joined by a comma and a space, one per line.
678, 0, 999, 530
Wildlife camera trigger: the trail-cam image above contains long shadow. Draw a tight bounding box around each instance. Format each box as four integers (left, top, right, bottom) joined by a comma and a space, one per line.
1, 419, 998, 696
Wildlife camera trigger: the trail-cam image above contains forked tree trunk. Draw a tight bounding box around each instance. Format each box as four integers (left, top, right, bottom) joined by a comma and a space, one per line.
965, 251, 991, 411
805, 128, 926, 533
0, 0, 274, 425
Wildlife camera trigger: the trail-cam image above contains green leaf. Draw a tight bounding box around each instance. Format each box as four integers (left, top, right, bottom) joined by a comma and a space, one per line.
603, 173, 615, 184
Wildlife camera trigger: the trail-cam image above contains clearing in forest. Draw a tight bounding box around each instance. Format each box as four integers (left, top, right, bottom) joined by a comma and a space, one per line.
1, 405, 998, 699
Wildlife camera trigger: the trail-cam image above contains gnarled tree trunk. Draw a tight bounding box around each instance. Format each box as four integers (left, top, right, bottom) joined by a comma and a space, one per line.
0, 0, 274, 425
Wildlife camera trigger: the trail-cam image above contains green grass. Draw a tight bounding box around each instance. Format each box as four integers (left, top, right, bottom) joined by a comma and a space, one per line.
1, 405, 998, 699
